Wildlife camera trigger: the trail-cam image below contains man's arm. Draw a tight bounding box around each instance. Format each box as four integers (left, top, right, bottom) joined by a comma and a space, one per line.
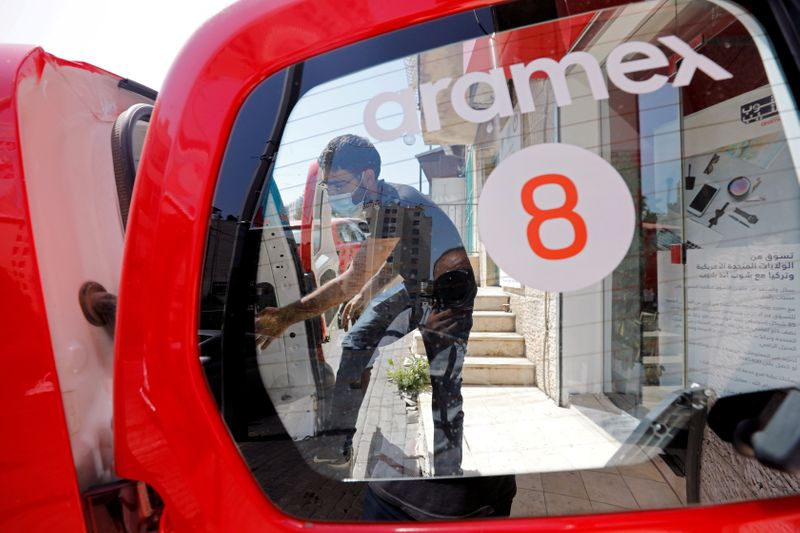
255, 237, 398, 347
358, 259, 402, 301
339, 259, 402, 331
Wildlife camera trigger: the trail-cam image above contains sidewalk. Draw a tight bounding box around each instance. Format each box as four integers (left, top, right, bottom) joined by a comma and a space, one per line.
349, 331, 428, 479
352, 336, 633, 479
419, 388, 686, 516
350, 338, 687, 516
419, 387, 621, 475
242, 329, 687, 520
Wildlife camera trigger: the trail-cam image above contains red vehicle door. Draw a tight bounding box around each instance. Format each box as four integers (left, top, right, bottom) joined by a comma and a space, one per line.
0, 42, 166, 531
106, 0, 800, 532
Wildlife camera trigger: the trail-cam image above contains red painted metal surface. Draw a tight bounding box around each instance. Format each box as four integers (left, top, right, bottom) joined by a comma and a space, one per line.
114, 0, 800, 531
300, 161, 317, 273
332, 219, 366, 273
0, 45, 86, 532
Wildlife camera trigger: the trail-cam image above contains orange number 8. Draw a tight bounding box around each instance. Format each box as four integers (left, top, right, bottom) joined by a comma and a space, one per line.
521, 174, 587, 260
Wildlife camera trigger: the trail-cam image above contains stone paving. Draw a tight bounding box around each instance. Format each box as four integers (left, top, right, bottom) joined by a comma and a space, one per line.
345, 333, 688, 517
350, 339, 428, 479
418, 388, 686, 516
419, 387, 633, 476
240, 330, 688, 521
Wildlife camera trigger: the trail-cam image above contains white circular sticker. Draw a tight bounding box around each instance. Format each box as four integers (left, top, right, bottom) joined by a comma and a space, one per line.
477, 143, 635, 292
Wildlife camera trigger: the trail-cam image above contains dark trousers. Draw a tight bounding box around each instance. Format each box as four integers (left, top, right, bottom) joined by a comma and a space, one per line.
325, 284, 469, 476
362, 483, 514, 521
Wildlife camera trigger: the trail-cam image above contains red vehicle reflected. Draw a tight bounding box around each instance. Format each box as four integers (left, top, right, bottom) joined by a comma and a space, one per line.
332, 217, 367, 272
291, 217, 367, 274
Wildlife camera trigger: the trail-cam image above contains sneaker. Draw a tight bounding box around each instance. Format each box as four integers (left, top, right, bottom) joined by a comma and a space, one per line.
313, 446, 352, 469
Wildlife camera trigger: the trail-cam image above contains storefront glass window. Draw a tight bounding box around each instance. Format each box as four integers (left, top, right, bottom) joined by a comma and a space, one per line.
200, 0, 800, 520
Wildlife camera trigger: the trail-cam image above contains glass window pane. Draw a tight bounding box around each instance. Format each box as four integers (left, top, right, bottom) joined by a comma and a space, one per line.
200, 0, 800, 521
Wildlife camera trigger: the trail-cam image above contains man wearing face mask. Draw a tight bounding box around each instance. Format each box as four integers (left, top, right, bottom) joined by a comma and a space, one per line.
258, 134, 468, 474
256, 133, 515, 520
256, 135, 516, 520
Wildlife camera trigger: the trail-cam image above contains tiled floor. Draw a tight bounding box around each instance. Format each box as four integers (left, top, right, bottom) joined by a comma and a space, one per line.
419, 387, 632, 476
347, 335, 688, 518
418, 386, 687, 517
511, 459, 685, 517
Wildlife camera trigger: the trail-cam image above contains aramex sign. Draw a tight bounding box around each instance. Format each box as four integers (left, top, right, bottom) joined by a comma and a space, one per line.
364, 35, 733, 142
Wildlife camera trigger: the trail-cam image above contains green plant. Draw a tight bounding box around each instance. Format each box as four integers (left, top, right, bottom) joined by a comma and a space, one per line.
387, 356, 431, 396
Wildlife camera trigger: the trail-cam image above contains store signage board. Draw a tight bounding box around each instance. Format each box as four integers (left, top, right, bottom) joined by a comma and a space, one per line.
364, 35, 733, 142
360, 34, 732, 292
680, 83, 800, 397
477, 143, 636, 292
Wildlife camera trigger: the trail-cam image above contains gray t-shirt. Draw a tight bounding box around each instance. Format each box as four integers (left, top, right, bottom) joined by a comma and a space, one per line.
363, 180, 464, 296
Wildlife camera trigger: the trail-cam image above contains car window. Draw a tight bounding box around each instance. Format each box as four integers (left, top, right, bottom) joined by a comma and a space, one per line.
350, 222, 367, 242
357, 220, 371, 235
337, 221, 366, 243
335, 222, 351, 243
200, 0, 800, 522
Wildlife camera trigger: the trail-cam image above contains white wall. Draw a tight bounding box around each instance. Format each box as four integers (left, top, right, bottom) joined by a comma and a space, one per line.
429, 176, 467, 241
557, 73, 605, 398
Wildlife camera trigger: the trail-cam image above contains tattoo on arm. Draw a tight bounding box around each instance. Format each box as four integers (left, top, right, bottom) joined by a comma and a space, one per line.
280, 237, 399, 324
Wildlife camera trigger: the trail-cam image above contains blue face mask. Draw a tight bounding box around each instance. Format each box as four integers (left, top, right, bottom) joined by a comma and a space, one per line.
327, 172, 365, 217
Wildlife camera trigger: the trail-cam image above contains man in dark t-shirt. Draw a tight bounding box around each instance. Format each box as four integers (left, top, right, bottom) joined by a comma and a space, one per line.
255, 134, 515, 519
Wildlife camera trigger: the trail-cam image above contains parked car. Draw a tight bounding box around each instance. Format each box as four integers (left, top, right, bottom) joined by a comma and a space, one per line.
289, 217, 367, 273
332, 217, 368, 272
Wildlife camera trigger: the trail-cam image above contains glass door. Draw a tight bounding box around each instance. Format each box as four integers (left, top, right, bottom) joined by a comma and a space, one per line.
638, 85, 686, 410
605, 83, 686, 414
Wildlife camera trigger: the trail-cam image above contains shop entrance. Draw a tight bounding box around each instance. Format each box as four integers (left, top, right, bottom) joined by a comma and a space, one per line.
603, 12, 798, 414
605, 83, 687, 414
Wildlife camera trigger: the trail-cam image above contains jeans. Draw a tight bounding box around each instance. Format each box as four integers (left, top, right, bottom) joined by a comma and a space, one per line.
325, 283, 469, 476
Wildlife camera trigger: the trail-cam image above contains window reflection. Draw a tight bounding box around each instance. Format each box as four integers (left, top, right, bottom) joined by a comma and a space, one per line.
257, 0, 800, 480
201, 0, 800, 521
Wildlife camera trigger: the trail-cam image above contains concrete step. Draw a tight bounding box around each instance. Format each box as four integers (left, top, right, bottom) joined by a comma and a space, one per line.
474, 288, 509, 311
467, 332, 525, 357
472, 311, 516, 332
464, 356, 535, 386
414, 331, 525, 357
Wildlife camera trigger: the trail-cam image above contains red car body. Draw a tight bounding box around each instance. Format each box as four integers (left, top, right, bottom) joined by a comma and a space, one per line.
296, 162, 366, 274
331, 218, 367, 273
2, 1, 800, 532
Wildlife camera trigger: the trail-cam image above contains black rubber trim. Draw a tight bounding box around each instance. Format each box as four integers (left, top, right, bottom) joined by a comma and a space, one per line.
117, 78, 158, 101
220, 65, 304, 440
110, 103, 153, 230
768, 0, 800, 79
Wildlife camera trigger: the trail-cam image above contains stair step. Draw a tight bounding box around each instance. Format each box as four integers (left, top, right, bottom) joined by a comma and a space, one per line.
468, 332, 525, 356
642, 355, 683, 365
413, 331, 525, 357
474, 293, 509, 311
464, 356, 535, 386
472, 311, 516, 332
477, 286, 507, 295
